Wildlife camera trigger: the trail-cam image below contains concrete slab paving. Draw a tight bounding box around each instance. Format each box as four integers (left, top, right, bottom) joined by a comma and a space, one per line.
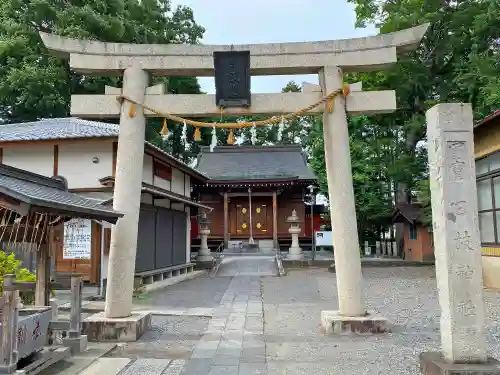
36, 343, 117, 375
78, 358, 131, 375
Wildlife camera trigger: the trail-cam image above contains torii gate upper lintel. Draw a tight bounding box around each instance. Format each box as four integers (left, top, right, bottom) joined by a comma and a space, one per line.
38, 25, 429, 325
39, 23, 429, 76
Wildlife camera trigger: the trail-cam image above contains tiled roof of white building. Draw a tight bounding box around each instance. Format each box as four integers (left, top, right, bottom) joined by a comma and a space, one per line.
0, 118, 207, 179
0, 118, 119, 141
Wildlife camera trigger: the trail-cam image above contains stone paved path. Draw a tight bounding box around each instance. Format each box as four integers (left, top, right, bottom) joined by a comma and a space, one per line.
41, 260, 500, 375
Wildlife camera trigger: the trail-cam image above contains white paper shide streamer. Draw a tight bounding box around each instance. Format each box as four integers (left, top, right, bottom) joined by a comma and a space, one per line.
210, 124, 217, 152
277, 116, 285, 142
250, 123, 257, 145
182, 120, 189, 151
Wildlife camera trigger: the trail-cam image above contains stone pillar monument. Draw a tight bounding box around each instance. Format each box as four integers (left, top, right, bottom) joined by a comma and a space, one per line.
197, 213, 213, 263
375, 241, 382, 256
419, 103, 499, 374
105, 67, 149, 319
364, 241, 371, 256
392, 241, 398, 257
286, 210, 303, 260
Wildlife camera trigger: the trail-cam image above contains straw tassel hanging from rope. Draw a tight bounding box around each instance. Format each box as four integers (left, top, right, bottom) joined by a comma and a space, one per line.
128, 103, 136, 117
227, 129, 235, 145
160, 118, 169, 140
194, 127, 201, 142
342, 84, 350, 97
327, 98, 334, 113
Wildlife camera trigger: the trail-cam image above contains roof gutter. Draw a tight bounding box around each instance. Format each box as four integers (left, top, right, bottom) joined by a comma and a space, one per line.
474, 109, 500, 130
99, 182, 213, 211
141, 186, 213, 211
0, 186, 123, 224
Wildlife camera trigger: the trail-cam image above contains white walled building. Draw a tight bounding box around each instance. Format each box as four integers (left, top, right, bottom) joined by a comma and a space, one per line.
0, 118, 209, 284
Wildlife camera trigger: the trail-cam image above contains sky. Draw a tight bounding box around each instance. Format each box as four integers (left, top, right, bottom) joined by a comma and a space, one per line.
170, 0, 377, 94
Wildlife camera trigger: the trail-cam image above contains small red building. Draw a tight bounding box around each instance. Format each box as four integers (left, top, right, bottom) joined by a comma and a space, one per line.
392, 203, 434, 262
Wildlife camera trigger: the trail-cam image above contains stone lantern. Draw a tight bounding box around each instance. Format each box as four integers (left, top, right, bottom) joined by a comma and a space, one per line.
197, 213, 213, 262
286, 209, 303, 260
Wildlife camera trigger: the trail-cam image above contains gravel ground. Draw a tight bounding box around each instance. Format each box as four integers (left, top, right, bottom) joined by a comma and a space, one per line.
40, 262, 500, 375
261, 266, 500, 375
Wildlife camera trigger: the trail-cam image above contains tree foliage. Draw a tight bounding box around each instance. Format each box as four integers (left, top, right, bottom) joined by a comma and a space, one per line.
0, 251, 36, 304
345, 0, 500, 201
308, 0, 500, 239
0, 0, 209, 161
2, 0, 499, 239
308, 114, 395, 238
299, 0, 497, 240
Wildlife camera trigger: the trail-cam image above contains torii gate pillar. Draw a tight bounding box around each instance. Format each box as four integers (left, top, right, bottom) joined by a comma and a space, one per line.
105, 67, 149, 318
319, 67, 365, 317
319, 67, 390, 334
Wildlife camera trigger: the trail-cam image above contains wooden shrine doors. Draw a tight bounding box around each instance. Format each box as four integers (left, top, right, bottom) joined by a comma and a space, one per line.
232, 200, 272, 237
235, 204, 250, 236
253, 203, 269, 235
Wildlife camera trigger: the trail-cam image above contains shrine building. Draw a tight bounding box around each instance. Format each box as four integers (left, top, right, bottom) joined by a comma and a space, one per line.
192, 145, 317, 251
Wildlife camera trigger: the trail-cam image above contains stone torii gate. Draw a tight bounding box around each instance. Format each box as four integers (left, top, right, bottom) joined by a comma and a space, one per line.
39, 25, 429, 330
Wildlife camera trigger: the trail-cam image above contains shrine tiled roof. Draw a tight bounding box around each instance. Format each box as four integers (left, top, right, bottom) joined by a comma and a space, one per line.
0, 164, 123, 223
195, 145, 317, 182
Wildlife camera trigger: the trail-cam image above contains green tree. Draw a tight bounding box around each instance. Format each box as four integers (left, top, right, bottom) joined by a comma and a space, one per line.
309, 115, 394, 240
346, 0, 500, 202
273, 81, 315, 149
234, 81, 316, 148
415, 179, 432, 226
341, 0, 500, 244
0, 0, 207, 161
